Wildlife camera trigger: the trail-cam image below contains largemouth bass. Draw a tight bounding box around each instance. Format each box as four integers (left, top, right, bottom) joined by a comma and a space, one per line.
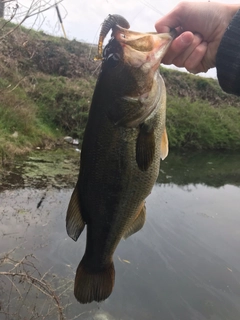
66, 14, 175, 304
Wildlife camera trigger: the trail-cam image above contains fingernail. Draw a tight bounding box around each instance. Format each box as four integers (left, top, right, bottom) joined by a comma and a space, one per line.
180, 32, 193, 45
155, 25, 170, 33
195, 33, 203, 41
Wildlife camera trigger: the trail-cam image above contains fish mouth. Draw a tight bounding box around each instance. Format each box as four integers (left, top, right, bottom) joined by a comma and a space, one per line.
111, 26, 176, 70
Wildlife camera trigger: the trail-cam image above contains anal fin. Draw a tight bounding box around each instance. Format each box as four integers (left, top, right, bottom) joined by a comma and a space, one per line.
136, 124, 155, 171
66, 186, 85, 241
123, 202, 146, 239
160, 128, 168, 160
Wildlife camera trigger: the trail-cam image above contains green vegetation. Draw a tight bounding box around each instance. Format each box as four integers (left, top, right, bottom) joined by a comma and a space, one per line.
0, 21, 240, 167
160, 67, 240, 150
0, 75, 60, 163
166, 96, 240, 150
31, 75, 95, 140
0, 20, 97, 165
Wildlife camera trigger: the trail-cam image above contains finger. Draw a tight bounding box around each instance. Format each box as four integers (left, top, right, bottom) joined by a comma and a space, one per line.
184, 41, 208, 73
172, 33, 203, 68
162, 31, 194, 65
155, 6, 184, 33
154, 23, 170, 33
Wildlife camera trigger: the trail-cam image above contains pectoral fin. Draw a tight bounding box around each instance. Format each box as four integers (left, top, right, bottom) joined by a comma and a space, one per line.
108, 95, 155, 128
108, 97, 142, 127
123, 202, 146, 239
66, 186, 85, 241
136, 124, 155, 171
160, 128, 168, 160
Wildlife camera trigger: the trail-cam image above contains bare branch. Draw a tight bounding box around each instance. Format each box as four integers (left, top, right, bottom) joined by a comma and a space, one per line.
0, 252, 69, 320
0, 0, 64, 41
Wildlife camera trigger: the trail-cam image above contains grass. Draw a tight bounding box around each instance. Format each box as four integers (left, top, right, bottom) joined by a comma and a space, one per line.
30, 75, 95, 140
0, 20, 240, 167
166, 96, 240, 150
0, 20, 97, 166
160, 66, 240, 150
0, 77, 60, 164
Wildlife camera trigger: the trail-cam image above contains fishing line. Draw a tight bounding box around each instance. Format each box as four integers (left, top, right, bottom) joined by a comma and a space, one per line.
88, 24, 101, 69
138, 0, 165, 16
130, 6, 146, 24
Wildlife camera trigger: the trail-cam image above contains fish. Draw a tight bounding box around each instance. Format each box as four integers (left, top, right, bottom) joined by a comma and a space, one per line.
66, 14, 176, 304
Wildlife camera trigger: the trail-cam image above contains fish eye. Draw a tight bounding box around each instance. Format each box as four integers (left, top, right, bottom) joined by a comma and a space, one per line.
106, 53, 120, 68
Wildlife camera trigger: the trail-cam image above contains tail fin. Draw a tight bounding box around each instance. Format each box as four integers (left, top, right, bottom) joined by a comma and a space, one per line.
74, 258, 115, 304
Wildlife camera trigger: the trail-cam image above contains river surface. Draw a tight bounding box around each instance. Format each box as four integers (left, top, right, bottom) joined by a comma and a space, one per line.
0, 149, 240, 320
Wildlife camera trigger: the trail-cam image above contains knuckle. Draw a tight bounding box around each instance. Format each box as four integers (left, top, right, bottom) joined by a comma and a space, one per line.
194, 44, 205, 55
177, 2, 189, 11
184, 59, 197, 71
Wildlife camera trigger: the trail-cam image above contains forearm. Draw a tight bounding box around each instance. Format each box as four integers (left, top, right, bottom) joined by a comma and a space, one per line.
216, 9, 240, 96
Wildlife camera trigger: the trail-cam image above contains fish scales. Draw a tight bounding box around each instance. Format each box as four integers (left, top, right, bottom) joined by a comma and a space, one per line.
66, 14, 176, 304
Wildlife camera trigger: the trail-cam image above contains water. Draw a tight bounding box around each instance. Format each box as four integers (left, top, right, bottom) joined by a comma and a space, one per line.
0, 150, 240, 320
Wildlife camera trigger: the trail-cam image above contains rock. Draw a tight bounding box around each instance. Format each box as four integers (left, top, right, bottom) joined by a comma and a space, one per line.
64, 136, 73, 144
64, 136, 79, 145
11, 131, 18, 138
72, 139, 79, 145
92, 311, 116, 320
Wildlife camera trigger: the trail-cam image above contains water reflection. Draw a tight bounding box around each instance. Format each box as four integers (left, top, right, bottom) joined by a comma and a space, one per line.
158, 151, 240, 187
0, 150, 240, 319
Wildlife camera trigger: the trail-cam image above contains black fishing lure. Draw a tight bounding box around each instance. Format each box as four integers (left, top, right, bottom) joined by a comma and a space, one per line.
95, 14, 130, 60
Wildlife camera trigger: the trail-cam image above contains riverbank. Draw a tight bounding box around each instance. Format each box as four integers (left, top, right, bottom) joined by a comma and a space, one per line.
1, 20, 240, 167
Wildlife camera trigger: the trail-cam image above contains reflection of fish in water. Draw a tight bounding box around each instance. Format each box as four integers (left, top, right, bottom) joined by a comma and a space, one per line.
66, 14, 176, 304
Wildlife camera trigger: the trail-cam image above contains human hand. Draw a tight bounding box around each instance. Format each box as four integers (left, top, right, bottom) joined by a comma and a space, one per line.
155, 1, 240, 73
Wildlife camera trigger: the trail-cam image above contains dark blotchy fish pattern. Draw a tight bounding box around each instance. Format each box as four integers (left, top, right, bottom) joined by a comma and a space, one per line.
66, 14, 176, 304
